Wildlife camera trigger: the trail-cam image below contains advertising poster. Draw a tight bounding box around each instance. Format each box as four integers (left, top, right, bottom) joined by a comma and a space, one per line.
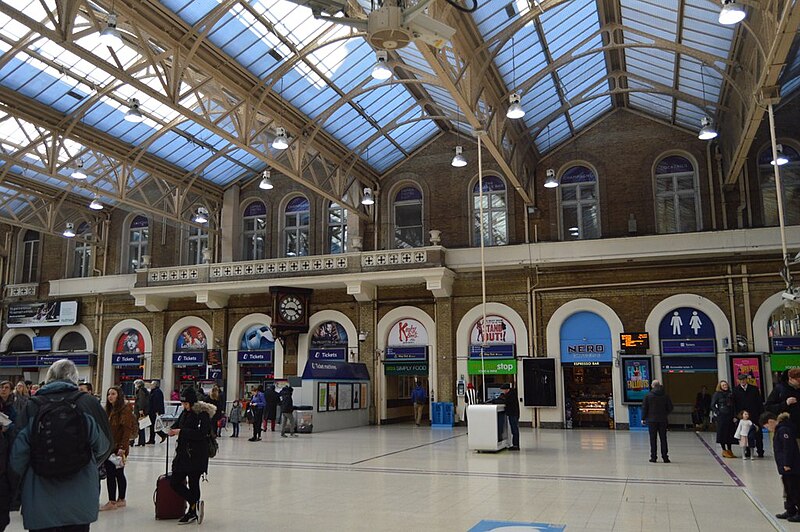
361, 383, 368, 409
327, 382, 338, 411
115, 329, 144, 354
7, 301, 78, 328
338, 383, 353, 411
317, 382, 328, 412
388, 319, 429, 346
730, 355, 764, 393
621, 357, 652, 404
176, 327, 207, 351
240, 324, 274, 351
310, 321, 348, 347
469, 315, 516, 345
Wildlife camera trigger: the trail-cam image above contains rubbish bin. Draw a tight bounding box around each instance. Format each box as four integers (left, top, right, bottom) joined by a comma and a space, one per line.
431, 402, 454, 428
294, 405, 313, 433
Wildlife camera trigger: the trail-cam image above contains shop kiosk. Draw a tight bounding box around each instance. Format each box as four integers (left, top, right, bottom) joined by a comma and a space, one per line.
467, 404, 510, 452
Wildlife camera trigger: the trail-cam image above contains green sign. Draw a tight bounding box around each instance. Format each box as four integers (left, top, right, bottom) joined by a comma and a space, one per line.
770, 354, 800, 371
384, 362, 428, 376
467, 359, 517, 375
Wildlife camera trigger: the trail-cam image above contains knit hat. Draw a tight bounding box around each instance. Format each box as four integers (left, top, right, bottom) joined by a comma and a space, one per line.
180, 387, 198, 405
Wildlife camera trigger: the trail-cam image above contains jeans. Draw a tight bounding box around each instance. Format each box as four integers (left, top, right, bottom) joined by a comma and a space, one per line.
281, 412, 296, 435
170, 471, 202, 506
104, 459, 127, 500
508, 416, 519, 447
648, 421, 669, 459
231, 422, 239, 437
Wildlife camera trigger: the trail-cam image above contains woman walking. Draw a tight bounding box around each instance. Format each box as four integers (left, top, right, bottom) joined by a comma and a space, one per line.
100, 386, 138, 510
168, 387, 216, 524
712, 380, 738, 458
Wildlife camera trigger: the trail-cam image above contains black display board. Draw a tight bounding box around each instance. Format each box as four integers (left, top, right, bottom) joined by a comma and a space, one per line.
522, 358, 557, 407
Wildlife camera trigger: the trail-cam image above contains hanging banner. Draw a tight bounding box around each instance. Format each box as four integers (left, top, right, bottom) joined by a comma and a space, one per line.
621, 357, 652, 404
7, 301, 78, 328
388, 319, 429, 346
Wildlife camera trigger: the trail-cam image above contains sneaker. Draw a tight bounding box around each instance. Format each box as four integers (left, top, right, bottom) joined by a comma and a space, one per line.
776, 511, 797, 520
649, 458, 657, 463
178, 511, 198, 525
662, 458, 671, 463
99, 501, 117, 511
197, 500, 204, 524
788, 514, 800, 523
116, 499, 126, 508
248, 437, 258, 442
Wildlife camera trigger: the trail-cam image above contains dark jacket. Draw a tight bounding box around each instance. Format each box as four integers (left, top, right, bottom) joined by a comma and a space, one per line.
711, 389, 735, 417
149, 386, 165, 416
171, 401, 216, 474
642, 386, 673, 423
773, 413, 800, 476
279, 388, 294, 414
694, 391, 711, 416
134, 386, 149, 417
764, 382, 800, 434
265, 388, 280, 420
493, 388, 520, 417
732, 383, 763, 418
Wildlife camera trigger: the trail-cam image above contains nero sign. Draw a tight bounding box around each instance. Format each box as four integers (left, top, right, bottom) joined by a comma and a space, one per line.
309, 348, 347, 361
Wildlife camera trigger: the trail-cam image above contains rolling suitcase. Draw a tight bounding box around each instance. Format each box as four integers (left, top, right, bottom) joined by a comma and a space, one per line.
154, 421, 186, 520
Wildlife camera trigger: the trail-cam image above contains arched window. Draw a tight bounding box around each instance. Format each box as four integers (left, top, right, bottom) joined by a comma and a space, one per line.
242, 201, 267, 260
759, 144, 800, 226
284, 196, 310, 256
472, 175, 508, 246
8, 334, 32, 352
71, 223, 92, 278
393, 186, 423, 248
59, 331, 87, 351
187, 215, 209, 266
328, 202, 347, 254
20, 230, 40, 283
560, 165, 600, 240
127, 215, 149, 272
654, 155, 700, 233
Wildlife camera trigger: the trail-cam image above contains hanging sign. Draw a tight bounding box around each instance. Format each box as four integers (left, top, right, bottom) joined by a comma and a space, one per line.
772, 337, 800, 354
172, 352, 205, 366
659, 307, 716, 355
385, 346, 428, 361
112, 354, 140, 366
7, 301, 78, 328
238, 351, 273, 364
309, 348, 347, 361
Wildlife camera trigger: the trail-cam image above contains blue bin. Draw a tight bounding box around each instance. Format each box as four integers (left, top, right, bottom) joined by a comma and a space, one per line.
628, 405, 647, 431
431, 402, 454, 428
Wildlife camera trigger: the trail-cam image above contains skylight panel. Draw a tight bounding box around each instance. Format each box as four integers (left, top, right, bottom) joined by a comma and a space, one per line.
0, 11, 32, 41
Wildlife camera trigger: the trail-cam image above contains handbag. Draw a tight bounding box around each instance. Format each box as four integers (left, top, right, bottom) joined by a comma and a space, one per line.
207, 436, 218, 458
108, 454, 125, 469
138, 416, 152, 430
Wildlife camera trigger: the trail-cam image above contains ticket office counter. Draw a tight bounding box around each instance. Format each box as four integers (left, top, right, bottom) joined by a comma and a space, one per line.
467, 404, 510, 452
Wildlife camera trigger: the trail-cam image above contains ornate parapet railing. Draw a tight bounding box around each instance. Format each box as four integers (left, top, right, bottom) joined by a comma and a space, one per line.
4, 283, 38, 298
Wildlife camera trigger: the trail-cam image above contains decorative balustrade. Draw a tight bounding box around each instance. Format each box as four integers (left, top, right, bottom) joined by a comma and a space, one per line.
4, 283, 38, 298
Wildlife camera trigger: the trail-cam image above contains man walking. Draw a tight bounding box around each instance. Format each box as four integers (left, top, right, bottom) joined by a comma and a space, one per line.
494, 383, 520, 450
642, 379, 674, 463
410, 381, 427, 426
133, 379, 149, 446
733, 373, 765, 457
147, 380, 168, 444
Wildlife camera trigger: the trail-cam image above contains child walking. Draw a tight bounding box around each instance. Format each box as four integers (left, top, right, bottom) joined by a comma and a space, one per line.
229, 399, 242, 438
734, 410, 755, 459
761, 411, 800, 522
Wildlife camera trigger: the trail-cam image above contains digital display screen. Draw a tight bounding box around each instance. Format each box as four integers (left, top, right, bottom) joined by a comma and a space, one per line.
620, 332, 649, 351
32, 336, 51, 351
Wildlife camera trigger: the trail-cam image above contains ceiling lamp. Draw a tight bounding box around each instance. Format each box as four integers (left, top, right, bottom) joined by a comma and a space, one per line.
544, 169, 559, 188
698, 116, 718, 140
371, 50, 392, 80
71, 159, 87, 180
272, 127, 289, 150
63, 222, 76, 238
124, 98, 144, 123
99, 14, 124, 50
771, 144, 790, 166
451, 145, 467, 168
193, 207, 209, 224
719, 0, 746, 25
259, 169, 274, 190
89, 196, 104, 210
507, 93, 525, 120
361, 187, 375, 206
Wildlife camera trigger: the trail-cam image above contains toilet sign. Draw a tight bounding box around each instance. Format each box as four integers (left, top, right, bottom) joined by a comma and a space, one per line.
659, 307, 716, 355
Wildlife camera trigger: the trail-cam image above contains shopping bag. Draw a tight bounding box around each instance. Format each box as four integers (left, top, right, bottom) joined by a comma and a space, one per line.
139, 416, 152, 430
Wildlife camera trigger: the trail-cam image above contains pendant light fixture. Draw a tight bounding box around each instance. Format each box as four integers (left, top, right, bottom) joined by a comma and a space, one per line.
259, 169, 274, 189
361, 187, 375, 206
698, 64, 718, 140
543, 126, 559, 188
272, 77, 289, 150
451, 107, 467, 168
99, 13, 124, 51
193, 206, 209, 224
63, 222, 76, 238
771, 144, 789, 166
371, 50, 392, 80
89, 196, 104, 210
124, 98, 144, 123
719, 0, 746, 25
71, 159, 87, 180
506, 37, 525, 120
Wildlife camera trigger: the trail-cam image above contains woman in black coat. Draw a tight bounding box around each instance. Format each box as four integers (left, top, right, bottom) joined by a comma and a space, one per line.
711, 380, 738, 458
264, 385, 280, 432
168, 387, 216, 525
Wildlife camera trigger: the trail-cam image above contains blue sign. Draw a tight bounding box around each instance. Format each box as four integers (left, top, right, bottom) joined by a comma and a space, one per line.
301, 360, 370, 380
661, 339, 716, 355
237, 351, 273, 364
208, 367, 222, 380
560, 311, 613, 364
469, 344, 515, 358
309, 348, 347, 361
172, 352, 205, 366
773, 337, 800, 353
18, 355, 38, 367
386, 346, 428, 361
37, 354, 92, 367
662, 356, 718, 372
469, 521, 565, 532
112, 354, 140, 366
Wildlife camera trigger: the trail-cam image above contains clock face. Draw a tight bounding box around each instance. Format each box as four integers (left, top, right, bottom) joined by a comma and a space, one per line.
278, 295, 304, 323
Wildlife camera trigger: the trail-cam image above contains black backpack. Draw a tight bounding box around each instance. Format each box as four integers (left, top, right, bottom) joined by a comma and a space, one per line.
30, 390, 91, 478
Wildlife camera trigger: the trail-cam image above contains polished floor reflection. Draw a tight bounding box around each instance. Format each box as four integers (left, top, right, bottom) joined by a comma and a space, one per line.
8, 426, 786, 531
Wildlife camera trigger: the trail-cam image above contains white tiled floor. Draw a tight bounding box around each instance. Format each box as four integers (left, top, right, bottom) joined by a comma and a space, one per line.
7, 426, 787, 531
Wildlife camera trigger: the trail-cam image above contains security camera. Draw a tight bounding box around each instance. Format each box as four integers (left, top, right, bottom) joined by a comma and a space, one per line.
546, 169, 555, 178
783, 290, 800, 302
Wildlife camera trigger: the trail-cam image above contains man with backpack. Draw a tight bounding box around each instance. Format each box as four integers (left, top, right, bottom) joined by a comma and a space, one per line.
10, 359, 111, 532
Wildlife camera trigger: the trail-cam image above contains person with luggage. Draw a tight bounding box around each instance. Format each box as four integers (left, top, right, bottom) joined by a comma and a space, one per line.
248, 385, 266, 441
229, 400, 243, 438
10, 359, 112, 532
280, 386, 297, 438
264, 384, 280, 432
100, 385, 138, 511
168, 386, 216, 525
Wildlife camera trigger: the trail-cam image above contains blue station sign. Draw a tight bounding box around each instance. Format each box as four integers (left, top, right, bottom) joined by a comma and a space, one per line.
469, 344, 516, 358
237, 350, 273, 364
0, 353, 97, 368
385, 346, 428, 362
773, 337, 800, 354
309, 348, 347, 361
111, 354, 140, 366
658, 307, 716, 355
172, 351, 205, 366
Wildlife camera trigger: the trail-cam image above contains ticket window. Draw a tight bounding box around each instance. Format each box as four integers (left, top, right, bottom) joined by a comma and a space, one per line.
175, 367, 203, 393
